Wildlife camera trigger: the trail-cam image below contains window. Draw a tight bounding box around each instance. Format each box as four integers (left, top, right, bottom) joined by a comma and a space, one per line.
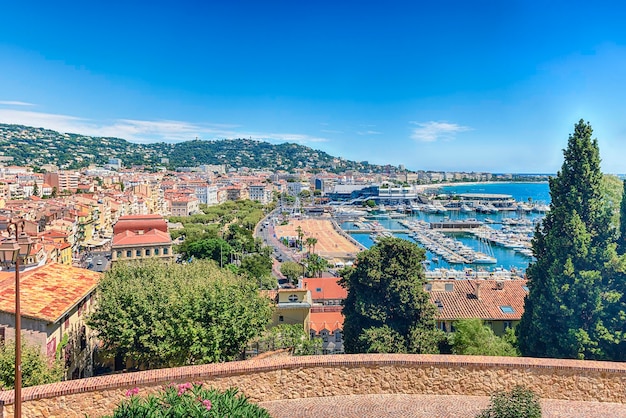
279, 315, 284, 322
154, 248, 159, 255
445, 283, 454, 292
503, 321, 512, 330
136, 249, 141, 257
0, 327, 4, 344
126, 250, 132, 258
522, 286, 529, 292
145, 249, 151, 256
288, 294, 299, 302
64, 315, 70, 330
46, 337, 56, 358
500, 305, 515, 314
116, 251, 122, 258
316, 288, 322, 292
163, 248, 169, 255
335, 331, 342, 342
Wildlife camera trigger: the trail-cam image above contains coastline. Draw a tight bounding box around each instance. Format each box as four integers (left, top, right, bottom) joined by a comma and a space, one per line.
415, 180, 549, 192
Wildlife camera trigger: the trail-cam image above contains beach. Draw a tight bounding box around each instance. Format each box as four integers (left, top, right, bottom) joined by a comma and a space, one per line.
274, 217, 363, 261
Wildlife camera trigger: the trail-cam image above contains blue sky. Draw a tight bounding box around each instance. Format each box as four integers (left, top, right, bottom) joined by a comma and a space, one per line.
1, 1, 626, 173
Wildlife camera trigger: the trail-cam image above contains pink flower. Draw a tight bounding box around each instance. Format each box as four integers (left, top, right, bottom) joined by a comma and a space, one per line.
177, 382, 193, 396
202, 399, 212, 411
125, 387, 139, 397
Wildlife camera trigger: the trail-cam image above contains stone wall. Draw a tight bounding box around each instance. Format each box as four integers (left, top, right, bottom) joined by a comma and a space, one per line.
1, 354, 625, 417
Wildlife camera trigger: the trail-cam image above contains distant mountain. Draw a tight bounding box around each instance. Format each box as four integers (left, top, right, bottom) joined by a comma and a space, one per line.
0, 123, 378, 172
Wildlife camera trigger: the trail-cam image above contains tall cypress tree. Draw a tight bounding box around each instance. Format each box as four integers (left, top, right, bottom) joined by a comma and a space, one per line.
617, 180, 626, 253
601, 180, 626, 360
518, 120, 615, 359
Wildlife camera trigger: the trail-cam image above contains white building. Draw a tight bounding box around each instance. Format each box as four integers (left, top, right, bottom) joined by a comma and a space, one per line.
248, 184, 273, 204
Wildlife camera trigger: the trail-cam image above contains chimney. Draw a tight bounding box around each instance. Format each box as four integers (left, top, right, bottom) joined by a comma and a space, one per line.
475, 281, 481, 300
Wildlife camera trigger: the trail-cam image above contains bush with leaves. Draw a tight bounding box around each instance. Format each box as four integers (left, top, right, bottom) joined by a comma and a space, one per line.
476, 386, 541, 418
0, 340, 63, 389
451, 319, 519, 357
88, 259, 272, 369
105, 383, 270, 418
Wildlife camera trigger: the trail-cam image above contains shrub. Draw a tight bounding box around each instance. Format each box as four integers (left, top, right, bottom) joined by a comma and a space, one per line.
105, 383, 270, 418
476, 385, 541, 418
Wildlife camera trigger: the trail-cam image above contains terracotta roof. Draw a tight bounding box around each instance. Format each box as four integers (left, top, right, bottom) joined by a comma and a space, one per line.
112, 228, 172, 246
0, 263, 101, 323
427, 279, 528, 321
309, 311, 344, 332
302, 277, 347, 300
113, 214, 168, 234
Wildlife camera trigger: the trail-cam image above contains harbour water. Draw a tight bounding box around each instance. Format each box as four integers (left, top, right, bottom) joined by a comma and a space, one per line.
340, 182, 550, 274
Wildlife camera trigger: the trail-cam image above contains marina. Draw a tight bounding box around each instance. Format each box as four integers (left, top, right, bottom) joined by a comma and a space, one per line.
337, 182, 550, 276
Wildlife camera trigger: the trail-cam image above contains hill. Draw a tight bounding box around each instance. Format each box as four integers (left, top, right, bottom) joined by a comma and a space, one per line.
0, 123, 378, 172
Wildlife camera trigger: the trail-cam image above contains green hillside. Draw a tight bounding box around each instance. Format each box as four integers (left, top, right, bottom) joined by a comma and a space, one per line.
0, 123, 376, 172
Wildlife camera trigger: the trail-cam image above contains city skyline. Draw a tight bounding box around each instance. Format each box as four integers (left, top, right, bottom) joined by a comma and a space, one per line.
2, 1, 626, 173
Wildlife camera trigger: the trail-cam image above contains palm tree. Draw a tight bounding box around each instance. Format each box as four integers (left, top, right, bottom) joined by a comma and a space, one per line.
295, 226, 304, 250
305, 237, 318, 255
307, 254, 328, 278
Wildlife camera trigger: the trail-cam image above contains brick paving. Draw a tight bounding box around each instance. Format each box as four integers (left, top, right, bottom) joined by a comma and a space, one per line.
259, 394, 626, 418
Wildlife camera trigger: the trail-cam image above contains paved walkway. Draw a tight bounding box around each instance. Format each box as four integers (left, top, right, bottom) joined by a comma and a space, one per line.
259, 394, 626, 418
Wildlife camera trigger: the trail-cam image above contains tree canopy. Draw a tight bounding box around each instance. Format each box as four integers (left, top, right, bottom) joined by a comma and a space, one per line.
450, 319, 518, 357
0, 341, 63, 389
88, 259, 273, 370
339, 237, 443, 354
517, 120, 620, 360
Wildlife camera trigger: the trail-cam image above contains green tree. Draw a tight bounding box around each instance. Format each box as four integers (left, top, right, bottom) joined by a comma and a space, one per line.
617, 180, 626, 253
0, 341, 63, 389
306, 253, 328, 278
88, 260, 272, 369
518, 120, 615, 359
280, 261, 303, 283
450, 319, 518, 357
340, 237, 443, 354
51, 186, 57, 198
476, 386, 542, 418
32, 182, 39, 197
183, 238, 232, 267
305, 237, 318, 254
240, 253, 275, 289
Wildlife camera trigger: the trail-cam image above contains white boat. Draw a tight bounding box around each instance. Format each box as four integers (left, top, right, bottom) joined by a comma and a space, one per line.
460, 204, 474, 213
472, 255, 497, 264
532, 204, 550, 213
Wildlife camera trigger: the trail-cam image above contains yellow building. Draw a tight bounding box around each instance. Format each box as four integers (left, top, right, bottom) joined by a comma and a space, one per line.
269, 289, 312, 332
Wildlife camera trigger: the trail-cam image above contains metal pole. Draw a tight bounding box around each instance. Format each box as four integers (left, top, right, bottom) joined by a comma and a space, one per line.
3, 220, 24, 418
14, 248, 21, 418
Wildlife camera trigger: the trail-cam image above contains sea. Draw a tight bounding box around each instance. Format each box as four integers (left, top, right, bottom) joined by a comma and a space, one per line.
340, 182, 550, 274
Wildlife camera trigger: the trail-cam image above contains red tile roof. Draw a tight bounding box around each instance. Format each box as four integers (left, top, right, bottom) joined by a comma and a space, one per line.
302, 277, 347, 300
113, 214, 168, 235
0, 263, 101, 323
427, 279, 528, 321
112, 228, 172, 246
309, 311, 344, 332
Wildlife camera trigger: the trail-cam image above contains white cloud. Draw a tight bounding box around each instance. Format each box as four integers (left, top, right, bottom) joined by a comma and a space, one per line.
357, 130, 382, 135
0, 101, 35, 106
321, 129, 344, 134
410, 121, 471, 142
0, 108, 328, 145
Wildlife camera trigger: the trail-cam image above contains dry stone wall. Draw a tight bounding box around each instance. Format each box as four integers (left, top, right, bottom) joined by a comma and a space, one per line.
1, 354, 625, 417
